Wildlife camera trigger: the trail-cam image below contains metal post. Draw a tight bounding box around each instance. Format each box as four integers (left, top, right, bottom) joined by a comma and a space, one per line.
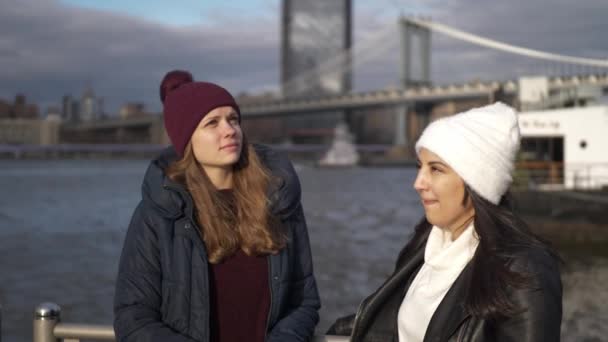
33, 302, 61, 342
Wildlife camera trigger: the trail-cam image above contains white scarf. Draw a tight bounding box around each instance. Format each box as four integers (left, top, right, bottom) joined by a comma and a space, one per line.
397, 223, 479, 342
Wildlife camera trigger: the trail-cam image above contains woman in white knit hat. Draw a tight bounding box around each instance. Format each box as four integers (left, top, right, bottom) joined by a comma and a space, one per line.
328, 102, 562, 341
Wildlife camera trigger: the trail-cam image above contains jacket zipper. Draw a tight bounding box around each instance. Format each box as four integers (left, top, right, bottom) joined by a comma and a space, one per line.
183, 219, 211, 342
264, 256, 273, 342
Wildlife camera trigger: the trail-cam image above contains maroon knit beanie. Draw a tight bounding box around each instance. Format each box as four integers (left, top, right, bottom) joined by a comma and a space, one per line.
160, 71, 241, 157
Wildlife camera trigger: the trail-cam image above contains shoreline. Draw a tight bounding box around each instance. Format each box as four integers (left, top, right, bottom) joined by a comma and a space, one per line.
524, 214, 608, 258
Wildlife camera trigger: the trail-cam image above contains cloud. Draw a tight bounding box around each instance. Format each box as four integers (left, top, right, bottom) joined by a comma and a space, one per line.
427, 0, 608, 82
0, 0, 278, 113
351, 0, 608, 87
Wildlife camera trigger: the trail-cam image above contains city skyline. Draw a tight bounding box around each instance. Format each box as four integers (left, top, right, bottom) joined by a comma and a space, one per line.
1, 0, 607, 114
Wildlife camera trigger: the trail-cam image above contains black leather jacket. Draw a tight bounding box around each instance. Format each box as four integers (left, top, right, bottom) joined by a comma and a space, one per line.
328, 228, 562, 342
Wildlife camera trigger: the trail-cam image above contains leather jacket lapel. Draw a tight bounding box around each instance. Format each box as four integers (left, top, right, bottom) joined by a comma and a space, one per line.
423, 263, 473, 342
351, 243, 425, 341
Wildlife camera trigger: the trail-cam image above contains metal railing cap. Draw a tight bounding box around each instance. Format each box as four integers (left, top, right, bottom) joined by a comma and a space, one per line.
35, 302, 61, 319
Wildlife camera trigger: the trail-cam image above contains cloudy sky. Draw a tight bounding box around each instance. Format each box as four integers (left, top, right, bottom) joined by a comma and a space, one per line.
1, 0, 607, 114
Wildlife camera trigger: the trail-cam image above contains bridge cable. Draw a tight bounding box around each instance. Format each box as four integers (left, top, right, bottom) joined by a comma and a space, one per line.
407, 17, 608, 68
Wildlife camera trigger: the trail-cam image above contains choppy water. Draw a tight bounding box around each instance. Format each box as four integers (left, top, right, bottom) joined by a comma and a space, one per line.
0, 159, 605, 341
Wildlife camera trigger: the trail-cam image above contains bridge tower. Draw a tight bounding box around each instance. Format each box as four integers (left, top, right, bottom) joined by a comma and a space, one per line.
395, 17, 432, 149
400, 17, 432, 88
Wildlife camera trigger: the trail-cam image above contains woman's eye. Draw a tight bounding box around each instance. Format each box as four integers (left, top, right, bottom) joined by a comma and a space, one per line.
431, 166, 442, 173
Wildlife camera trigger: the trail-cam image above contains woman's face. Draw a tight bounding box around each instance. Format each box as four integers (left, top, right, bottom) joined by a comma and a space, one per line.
190, 106, 242, 172
414, 148, 475, 231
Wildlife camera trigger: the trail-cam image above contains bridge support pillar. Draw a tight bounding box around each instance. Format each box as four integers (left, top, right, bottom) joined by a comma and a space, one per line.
394, 104, 407, 147
395, 16, 431, 155
116, 127, 126, 143
386, 104, 411, 160
149, 117, 169, 145
400, 17, 432, 88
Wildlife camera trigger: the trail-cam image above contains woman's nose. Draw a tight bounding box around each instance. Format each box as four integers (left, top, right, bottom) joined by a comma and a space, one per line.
413, 169, 427, 191
221, 120, 236, 136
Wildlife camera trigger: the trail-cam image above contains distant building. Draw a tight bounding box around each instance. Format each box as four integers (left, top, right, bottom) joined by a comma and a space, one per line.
24, 104, 39, 119
46, 105, 61, 118
5, 94, 39, 119
97, 97, 106, 119
281, 0, 352, 98
79, 87, 97, 122
0, 99, 10, 118
13, 94, 26, 118
71, 101, 80, 122
0, 115, 60, 145
62, 95, 77, 122
278, 0, 353, 145
119, 102, 146, 119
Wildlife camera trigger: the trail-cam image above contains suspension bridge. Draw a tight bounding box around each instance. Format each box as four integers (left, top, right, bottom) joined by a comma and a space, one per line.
3, 17, 608, 150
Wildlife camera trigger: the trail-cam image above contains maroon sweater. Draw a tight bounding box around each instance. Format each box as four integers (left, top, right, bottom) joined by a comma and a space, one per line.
208, 191, 270, 342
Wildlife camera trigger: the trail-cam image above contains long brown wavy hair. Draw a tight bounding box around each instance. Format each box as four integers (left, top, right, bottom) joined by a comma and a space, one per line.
165, 136, 286, 264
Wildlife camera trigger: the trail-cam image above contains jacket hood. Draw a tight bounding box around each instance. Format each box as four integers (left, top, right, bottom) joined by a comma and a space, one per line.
140, 145, 302, 221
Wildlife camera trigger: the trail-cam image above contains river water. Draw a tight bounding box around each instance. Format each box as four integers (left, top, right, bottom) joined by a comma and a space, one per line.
0, 159, 605, 341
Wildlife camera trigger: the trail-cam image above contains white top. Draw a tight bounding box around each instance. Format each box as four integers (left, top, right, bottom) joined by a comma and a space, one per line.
397, 223, 479, 342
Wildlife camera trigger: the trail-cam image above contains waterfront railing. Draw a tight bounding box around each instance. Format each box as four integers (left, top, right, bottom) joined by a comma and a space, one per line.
32, 302, 349, 342
514, 161, 608, 191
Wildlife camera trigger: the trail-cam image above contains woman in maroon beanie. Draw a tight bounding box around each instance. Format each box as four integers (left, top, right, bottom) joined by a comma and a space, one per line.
113, 70, 320, 342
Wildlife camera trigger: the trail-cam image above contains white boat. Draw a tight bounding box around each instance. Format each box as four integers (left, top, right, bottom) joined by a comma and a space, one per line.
518, 105, 608, 190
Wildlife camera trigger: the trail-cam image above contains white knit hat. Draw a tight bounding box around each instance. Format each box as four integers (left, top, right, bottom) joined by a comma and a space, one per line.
415, 102, 520, 204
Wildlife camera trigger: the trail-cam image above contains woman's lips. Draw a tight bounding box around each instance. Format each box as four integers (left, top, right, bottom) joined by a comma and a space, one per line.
421, 199, 438, 206
221, 143, 239, 151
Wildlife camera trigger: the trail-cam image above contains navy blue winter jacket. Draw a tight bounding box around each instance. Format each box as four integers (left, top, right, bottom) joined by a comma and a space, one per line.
113, 145, 321, 342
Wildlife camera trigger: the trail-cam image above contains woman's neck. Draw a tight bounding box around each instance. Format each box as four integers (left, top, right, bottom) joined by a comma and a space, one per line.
447, 216, 474, 241
203, 165, 234, 190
